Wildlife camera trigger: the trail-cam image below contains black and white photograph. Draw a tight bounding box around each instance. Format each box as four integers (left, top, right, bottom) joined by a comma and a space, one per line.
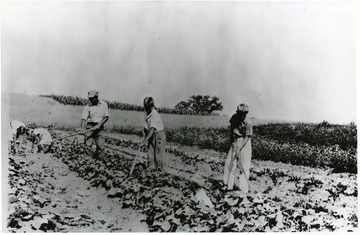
1, 0, 358, 233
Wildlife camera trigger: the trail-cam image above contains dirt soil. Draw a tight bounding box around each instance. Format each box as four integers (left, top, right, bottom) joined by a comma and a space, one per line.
7, 150, 148, 232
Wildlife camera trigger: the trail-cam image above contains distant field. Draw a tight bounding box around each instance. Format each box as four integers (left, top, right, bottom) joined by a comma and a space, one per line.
4, 93, 232, 129
4, 93, 271, 130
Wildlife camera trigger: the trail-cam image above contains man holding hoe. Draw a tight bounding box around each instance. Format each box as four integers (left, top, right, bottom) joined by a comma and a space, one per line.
80, 89, 109, 159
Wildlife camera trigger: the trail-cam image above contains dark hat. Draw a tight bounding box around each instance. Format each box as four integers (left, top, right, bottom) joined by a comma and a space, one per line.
237, 103, 249, 113
143, 97, 155, 107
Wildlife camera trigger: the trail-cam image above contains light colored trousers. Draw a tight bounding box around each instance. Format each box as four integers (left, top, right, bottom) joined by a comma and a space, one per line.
84, 123, 105, 152
148, 130, 166, 171
223, 137, 252, 192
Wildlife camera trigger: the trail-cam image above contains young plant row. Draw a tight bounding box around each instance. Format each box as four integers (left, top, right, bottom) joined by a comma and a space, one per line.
252, 137, 357, 174
104, 134, 357, 174
104, 135, 358, 200
30, 124, 358, 174
7, 156, 88, 232
50, 136, 352, 232
253, 121, 357, 150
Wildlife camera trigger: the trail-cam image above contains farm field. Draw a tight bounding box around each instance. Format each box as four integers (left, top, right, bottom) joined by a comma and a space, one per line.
6, 130, 358, 232
3, 92, 284, 130
3, 92, 231, 129
4, 92, 358, 232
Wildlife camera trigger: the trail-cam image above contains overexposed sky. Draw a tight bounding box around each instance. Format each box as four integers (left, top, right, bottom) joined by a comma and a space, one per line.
1, 1, 357, 123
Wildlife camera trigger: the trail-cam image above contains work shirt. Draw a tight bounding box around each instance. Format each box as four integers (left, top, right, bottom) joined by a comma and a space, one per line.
9, 120, 26, 141
33, 128, 52, 144
230, 114, 253, 137
145, 109, 164, 133
81, 100, 109, 123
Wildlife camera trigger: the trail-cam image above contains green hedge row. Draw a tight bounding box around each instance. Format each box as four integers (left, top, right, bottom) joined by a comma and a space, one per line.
253, 121, 357, 150
40, 94, 198, 115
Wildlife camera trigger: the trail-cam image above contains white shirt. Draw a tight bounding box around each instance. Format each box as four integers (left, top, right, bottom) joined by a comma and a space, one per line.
9, 120, 25, 136
81, 100, 109, 123
9, 121, 26, 141
145, 109, 164, 133
33, 128, 52, 144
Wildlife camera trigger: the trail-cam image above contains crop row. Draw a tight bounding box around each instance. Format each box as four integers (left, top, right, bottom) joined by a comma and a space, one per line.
49, 136, 353, 232
28, 124, 358, 174
110, 124, 357, 152
103, 133, 357, 174
8, 131, 357, 232
253, 121, 357, 150
7, 155, 93, 232
252, 137, 357, 174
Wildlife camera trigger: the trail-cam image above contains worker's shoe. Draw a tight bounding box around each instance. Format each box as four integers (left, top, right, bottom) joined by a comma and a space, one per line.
98, 150, 106, 161
83, 147, 93, 157
93, 149, 105, 161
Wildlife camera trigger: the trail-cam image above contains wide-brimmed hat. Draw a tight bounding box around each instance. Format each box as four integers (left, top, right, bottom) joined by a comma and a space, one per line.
88, 89, 99, 98
236, 103, 249, 113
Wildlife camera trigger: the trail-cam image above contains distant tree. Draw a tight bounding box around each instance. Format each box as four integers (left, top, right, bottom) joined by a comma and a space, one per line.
174, 101, 191, 110
175, 95, 223, 115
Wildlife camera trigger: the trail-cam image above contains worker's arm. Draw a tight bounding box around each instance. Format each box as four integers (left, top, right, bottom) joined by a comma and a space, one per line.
140, 127, 155, 147
143, 127, 149, 138
11, 135, 18, 153
14, 127, 25, 152
80, 106, 90, 130
229, 115, 237, 146
234, 135, 251, 160
234, 120, 252, 155
230, 127, 235, 143
81, 119, 87, 130
93, 116, 109, 130
239, 136, 250, 151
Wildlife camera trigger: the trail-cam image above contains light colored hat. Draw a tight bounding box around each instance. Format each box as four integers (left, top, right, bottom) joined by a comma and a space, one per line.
237, 103, 249, 113
189, 174, 205, 188
88, 89, 99, 98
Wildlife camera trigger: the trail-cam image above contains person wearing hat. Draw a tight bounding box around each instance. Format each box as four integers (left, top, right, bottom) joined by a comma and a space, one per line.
140, 97, 166, 171
8, 120, 29, 154
223, 103, 253, 193
80, 90, 109, 159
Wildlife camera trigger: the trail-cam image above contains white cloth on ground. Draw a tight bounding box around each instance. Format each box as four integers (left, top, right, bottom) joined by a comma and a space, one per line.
193, 188, 214, 208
